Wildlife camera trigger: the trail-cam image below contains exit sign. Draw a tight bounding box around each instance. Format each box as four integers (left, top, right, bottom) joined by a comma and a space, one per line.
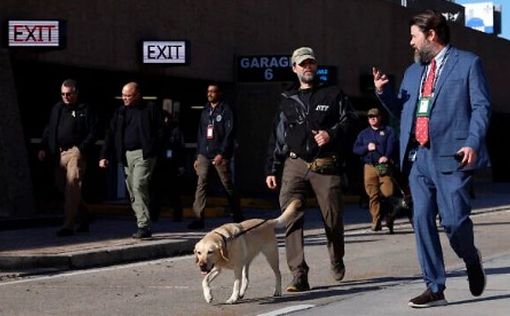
142, 40, 189, 64
8, 20, 63, 47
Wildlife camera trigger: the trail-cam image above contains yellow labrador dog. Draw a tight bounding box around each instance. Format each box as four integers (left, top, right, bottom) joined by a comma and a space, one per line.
194, 200, 301, 304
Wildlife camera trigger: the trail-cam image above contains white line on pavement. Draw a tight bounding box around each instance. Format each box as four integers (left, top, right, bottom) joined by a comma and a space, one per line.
257, 304, 315, 316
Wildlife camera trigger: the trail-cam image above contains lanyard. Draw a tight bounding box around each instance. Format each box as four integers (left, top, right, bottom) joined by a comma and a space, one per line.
208, 104, 223, 124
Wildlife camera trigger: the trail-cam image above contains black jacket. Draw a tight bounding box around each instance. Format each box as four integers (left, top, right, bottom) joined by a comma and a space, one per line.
196, 101, 235, 159
100, 101, 164, 165
41, 101, 99, 157
265, 83, 352, 175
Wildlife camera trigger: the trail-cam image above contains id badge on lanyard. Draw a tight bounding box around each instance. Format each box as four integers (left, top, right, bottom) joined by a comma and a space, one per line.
207, 124, 214, 140
417, 97, 432, 117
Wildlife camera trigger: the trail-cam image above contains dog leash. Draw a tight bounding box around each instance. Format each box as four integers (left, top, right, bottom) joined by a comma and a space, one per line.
213, 219, 269, 244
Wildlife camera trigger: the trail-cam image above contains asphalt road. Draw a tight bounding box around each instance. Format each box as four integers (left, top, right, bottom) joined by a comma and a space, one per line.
1, 209, 509, 316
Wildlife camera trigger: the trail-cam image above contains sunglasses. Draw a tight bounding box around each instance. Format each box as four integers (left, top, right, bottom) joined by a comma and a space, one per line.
61, 92, 74, 96
368, 115, 378, 118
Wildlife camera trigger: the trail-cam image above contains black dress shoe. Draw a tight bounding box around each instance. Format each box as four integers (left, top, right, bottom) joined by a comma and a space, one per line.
331, 261, 346, 281
386, 215, 394, 234
286, 275, 310, 292
408, 289, 447, 308
467, 250, 486, 297
187, 219, 205, 229
56, 228, 74, 237
370, 223, 382, 231
132, 228, 152, 239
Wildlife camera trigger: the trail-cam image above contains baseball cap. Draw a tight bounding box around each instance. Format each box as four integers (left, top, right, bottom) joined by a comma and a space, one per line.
367, 108, 381, 116
291, 47, 316, 65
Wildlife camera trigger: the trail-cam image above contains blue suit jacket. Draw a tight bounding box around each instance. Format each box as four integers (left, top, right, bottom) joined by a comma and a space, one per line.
378, 47, 491, 173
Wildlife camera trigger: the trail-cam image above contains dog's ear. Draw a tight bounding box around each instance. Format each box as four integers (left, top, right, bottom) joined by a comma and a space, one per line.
219, 243, 229, 262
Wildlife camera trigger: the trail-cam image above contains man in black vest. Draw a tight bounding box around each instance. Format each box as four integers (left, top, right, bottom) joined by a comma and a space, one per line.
38, 79, 98, 237
265, 47, 352, 292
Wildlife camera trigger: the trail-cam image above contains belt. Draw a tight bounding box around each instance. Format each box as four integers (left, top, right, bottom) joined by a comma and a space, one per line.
290, 151, 337, 163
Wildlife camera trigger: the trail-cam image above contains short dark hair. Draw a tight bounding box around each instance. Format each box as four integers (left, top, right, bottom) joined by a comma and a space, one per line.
410, 10, 450, 45
62, 79, 79, 93
207, 82, 222, 92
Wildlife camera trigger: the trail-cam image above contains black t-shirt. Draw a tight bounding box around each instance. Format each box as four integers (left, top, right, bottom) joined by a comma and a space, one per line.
123, 106, 143, 151
298, 88, 312, 112
56, 105, 80, 149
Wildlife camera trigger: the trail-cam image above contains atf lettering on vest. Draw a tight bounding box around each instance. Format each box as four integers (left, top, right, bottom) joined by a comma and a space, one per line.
316, 105, 330, 111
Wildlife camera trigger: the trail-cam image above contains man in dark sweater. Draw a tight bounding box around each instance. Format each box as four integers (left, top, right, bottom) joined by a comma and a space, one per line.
38, 79, 98, 237
188, 84, 243, 229
99, 82, 164, 239
353, 107, 398, 232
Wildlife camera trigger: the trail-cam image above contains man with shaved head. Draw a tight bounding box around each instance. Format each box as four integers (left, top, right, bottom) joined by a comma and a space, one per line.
100, 82, 164, 239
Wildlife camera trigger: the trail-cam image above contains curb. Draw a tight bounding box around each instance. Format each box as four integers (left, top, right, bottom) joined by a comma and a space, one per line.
1, 204, 508, 272
0, 239, 198, 270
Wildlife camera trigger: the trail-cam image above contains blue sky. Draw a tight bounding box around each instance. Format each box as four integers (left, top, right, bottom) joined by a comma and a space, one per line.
456, 0, 510, 40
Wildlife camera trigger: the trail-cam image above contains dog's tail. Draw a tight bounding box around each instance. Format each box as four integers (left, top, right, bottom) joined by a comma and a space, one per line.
274, 199, 302, 228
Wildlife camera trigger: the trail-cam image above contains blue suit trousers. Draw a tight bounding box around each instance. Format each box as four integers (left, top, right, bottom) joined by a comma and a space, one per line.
409, 146, 479, 293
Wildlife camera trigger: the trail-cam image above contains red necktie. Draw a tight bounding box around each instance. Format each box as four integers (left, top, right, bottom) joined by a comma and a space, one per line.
415, 59, 436, 146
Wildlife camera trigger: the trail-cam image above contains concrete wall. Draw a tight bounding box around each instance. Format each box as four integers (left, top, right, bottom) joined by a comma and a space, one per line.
0, 49, 34, 217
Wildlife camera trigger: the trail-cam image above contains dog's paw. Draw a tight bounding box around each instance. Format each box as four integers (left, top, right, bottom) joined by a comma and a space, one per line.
225, 296, 238, 304
273, 289, 282, 297
204, 292, 213, 303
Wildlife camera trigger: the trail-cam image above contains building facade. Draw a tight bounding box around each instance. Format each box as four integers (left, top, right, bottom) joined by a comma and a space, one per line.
1, 0, 509, 216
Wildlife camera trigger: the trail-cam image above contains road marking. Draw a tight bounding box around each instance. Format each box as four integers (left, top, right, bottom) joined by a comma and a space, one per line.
257, 304, 315, 316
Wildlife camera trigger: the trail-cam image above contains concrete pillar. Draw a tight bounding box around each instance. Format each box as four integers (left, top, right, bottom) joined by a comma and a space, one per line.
0, 49, 35, 217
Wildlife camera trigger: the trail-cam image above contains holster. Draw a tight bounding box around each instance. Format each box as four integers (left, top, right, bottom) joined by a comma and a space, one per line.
375, 163, 392, 177
306, 155, 338, 174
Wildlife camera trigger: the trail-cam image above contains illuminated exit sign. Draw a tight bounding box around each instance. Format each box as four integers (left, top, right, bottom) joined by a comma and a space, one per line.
142, 40, 189, 64
8, 20, 63, 47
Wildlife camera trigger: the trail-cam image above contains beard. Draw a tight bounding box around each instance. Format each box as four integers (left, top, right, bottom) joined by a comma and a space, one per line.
298, 71, 315, 84
413, 41, 435, 65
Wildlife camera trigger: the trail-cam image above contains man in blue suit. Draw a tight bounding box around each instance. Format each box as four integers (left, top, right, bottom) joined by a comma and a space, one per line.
373, 10, 490, 308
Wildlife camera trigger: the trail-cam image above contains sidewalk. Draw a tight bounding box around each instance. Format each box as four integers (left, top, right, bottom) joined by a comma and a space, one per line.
1, 182, 509, 272
289, 254, 510, 316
